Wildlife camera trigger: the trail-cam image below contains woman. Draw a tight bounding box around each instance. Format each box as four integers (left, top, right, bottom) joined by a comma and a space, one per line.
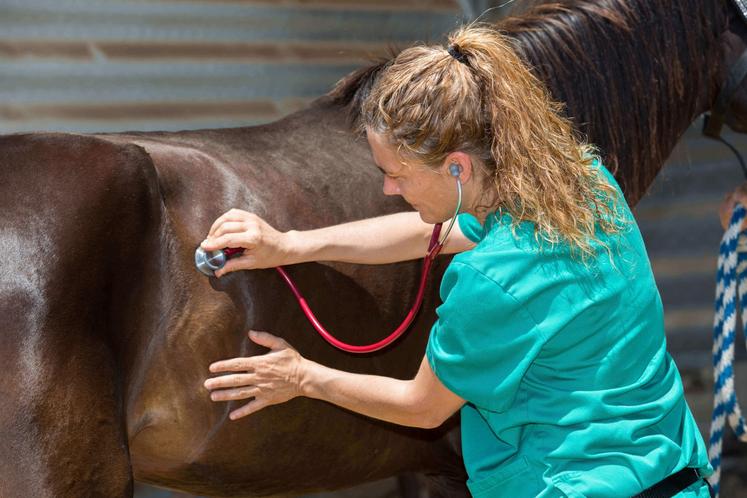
201, 26, 712, 497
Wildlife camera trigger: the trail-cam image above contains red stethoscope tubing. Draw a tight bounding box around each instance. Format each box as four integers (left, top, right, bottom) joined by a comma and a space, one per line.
223, 223, 443, 353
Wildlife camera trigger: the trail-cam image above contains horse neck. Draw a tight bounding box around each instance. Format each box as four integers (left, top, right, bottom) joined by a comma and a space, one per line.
503, 0, 729, 205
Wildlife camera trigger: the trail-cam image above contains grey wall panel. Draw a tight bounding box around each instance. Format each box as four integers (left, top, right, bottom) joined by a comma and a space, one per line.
635, 122, 747, 370
0, 0, 464, 133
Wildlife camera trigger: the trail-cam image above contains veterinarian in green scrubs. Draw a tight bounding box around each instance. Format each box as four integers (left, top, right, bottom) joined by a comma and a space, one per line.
424, 161, 711, 497
201, 25, 713, 497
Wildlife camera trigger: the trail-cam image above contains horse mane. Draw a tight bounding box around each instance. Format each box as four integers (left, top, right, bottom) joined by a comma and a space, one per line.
327, 0, 727, 205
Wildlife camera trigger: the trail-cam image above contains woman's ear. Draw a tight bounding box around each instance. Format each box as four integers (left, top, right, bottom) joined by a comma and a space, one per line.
443, 152, 474, 183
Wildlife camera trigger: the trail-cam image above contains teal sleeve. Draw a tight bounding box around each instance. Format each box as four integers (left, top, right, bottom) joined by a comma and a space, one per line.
457, 213, 484, 243
426, 262, 546, 413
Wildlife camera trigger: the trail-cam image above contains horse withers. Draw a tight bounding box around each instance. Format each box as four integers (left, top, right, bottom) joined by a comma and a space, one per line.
1, 1, 747, 496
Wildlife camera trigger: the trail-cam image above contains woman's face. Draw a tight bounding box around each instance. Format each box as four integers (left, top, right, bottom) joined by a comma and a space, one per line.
366, 129, 459, 224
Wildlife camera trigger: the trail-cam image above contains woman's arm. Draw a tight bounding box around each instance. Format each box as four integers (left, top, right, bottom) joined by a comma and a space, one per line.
300, 351, 464, 428
204, 331, 465, 428
201, 209, 475, 276
286, 211, 474, 264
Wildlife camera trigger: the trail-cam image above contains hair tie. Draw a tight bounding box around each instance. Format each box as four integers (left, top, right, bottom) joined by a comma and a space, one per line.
447, 44, 469, 65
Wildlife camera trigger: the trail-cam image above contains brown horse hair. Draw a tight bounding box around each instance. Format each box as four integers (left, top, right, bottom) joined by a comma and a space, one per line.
327, 0, 728, 206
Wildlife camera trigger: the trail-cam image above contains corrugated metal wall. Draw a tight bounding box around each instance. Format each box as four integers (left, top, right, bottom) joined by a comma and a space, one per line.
0, 0, 464, 133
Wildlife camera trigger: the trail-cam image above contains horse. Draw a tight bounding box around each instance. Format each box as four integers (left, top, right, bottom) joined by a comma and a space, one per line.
0, 0, 744, 496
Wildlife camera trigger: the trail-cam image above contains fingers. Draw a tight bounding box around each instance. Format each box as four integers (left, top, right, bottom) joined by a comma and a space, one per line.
202, 210, 261, 251
724, 183, 747, 211
719, 188, 747, 231
214, 254, 257, 277
248, 330, 287, 350
229, 398, 271, 420
202, 231, 258, 253
720, 193, 736, 231
734, 192, 747, 209
204, 373, 254, 391
212, 221, 248, 240
204, 330, 295, 421
209, 357, 256, 373
209, 386, 260, 402
207, 209, 249, 239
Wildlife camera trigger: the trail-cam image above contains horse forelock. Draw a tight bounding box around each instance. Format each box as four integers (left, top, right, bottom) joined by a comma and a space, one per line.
325, 0, 728, 205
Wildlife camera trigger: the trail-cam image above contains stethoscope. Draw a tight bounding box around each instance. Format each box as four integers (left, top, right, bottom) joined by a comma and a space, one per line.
195, 163, 463, 353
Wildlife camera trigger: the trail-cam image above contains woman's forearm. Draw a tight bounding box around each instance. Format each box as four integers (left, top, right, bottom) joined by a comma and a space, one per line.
284, 211, 471, 265
299, 358, 437, 428
284, 211, 431, 265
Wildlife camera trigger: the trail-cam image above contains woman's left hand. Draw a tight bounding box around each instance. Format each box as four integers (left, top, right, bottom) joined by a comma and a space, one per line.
719, 182, 747, 231
204, 330, 305, 420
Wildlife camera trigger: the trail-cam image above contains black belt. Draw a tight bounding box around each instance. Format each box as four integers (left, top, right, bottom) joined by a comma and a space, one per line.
632, 468, 707, 498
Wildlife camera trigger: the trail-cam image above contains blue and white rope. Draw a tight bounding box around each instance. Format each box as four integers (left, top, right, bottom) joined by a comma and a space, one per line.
709, 204, 747, 497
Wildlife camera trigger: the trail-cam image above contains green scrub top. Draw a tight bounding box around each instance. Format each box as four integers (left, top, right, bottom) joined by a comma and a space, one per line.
425, 160, 712, 497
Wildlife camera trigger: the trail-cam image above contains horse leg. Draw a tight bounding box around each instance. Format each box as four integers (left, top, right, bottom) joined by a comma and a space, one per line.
420, 471, 470, 498
420, 423, 469, 498
394, 470, 469, 498
396, 473, 422, 498
0, 304, 133, 497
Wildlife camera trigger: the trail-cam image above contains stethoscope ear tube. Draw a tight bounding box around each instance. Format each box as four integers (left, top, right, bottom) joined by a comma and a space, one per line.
438, 172, 462, 248
275, 222, 444, 353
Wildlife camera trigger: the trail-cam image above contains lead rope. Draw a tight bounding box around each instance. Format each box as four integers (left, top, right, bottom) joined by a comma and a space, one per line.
709, 204, 747, 497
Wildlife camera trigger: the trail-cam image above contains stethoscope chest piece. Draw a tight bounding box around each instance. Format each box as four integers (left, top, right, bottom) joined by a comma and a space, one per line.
195, 247, 227, 277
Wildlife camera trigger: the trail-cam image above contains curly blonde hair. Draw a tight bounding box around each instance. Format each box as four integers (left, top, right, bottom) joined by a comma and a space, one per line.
358, 25, 627, 259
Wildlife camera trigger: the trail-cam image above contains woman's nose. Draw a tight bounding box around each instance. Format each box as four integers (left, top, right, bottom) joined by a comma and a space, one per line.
382, 176, 400, 196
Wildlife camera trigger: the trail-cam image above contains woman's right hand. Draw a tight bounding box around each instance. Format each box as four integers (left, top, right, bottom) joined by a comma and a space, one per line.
719, 183, 747, 231
201, 209, 294, 277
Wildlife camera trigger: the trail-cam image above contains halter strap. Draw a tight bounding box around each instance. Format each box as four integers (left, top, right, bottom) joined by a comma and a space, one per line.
703, 50, 747, 139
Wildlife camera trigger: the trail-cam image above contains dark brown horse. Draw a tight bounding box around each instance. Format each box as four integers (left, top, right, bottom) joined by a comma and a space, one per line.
0, 1, 744, 496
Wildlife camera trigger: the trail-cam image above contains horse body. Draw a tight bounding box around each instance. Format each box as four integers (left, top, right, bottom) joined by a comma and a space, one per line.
108, 105, 463, 496
0, 106, 465, 497
1, 1, 745, 496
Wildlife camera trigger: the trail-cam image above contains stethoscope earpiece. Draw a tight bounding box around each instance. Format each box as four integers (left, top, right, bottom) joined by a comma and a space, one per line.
448, 163, 462, 178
